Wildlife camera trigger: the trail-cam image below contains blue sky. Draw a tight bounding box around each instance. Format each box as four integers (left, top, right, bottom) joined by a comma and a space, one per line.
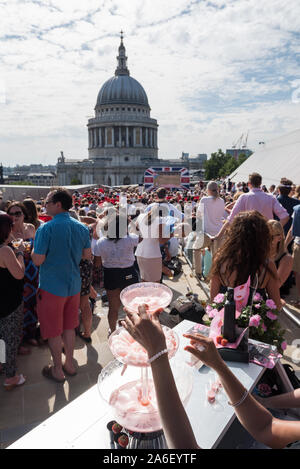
0, 0, 299, 165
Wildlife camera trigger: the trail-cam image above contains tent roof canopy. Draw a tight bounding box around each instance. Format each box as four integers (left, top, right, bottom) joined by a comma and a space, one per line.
229, 129, 300, 186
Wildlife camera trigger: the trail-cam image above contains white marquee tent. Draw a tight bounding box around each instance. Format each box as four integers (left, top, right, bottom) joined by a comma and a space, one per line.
229, 129, 300, 186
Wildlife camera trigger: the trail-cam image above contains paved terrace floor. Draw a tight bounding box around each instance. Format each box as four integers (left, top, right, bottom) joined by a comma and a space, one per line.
0, 256, 299, 449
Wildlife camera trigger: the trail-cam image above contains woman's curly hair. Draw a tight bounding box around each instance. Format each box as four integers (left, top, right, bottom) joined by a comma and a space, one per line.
211, 211, 272, 287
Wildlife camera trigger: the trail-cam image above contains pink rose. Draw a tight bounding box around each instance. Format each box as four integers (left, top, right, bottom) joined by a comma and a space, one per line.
266, 311, 277, 321
213, 293, 225, 304
206, 305, 213, 313
249, 314, 261, 328
254, 303, 261, 309
253, 293, 262, 302
281, 341, 287, 351
266, 299, 277, 310
208, 308, 218, 319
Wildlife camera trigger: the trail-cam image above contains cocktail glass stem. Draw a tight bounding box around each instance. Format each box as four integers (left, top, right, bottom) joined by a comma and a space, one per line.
140, 367, 149, 405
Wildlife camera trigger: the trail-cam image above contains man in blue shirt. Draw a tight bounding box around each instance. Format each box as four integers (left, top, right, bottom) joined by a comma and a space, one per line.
32, 188, 91, 383
277, 178, 300, 236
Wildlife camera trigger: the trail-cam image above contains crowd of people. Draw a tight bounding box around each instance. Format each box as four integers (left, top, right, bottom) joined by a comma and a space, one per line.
0, 172, 299, 448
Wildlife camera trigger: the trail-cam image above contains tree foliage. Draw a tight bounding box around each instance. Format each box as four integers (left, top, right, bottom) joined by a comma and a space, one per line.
204, 150, 249, 180
70, 178, 82, 185
10, 181, 34, 185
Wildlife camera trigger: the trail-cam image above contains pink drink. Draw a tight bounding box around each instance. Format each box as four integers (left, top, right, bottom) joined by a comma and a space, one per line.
207, 389, 216, 404
126, 296, 164, 313
109, 379, 162, 432
120, 282, 173, 314
109, 327, 178, 367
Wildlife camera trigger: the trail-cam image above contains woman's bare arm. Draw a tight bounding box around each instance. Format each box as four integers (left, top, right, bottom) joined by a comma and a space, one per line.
264, 260, 284, 310
184, 334, 300, 449
277, 254, 293, 286
257, 389, 300, 409
2, 246, 25, 279
210, 274, 222, 301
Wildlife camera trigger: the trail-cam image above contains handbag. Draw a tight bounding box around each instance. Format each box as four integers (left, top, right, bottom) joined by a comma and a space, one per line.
170, 293, 206, 323
282, 364, 300, 389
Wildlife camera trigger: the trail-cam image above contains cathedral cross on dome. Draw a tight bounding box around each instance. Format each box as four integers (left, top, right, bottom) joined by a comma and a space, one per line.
115, 30, 130, 76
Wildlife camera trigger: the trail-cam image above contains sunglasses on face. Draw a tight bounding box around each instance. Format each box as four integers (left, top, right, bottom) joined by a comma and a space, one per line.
8, 211, 23, 217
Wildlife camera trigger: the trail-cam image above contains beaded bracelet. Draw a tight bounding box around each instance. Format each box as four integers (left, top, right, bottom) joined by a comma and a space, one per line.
228, 389, 249, 408
147, 349, 168, 365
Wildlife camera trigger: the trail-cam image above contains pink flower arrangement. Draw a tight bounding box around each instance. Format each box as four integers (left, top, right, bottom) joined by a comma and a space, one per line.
266, 311, 278, 321
208, 308, 219, 319
213, 293, 225, 304
253, 293, 262, 302
266, 299, 277, 310
206, 293, 286, 355
249, 314, 261, 328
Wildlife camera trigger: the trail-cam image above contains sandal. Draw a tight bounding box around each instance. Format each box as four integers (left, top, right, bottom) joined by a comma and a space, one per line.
4, 374, 26, 391
42, 365, 65, 383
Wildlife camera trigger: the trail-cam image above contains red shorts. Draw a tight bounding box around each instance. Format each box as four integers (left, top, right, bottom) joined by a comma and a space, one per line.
37, 289, 80, 339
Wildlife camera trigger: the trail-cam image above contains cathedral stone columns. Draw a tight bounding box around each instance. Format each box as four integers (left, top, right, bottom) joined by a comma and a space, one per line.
93, 128, 98, 147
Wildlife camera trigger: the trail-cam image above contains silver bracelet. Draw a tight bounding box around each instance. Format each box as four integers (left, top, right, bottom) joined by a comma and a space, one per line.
228, 389, 249, 408
147, 348, 168, 365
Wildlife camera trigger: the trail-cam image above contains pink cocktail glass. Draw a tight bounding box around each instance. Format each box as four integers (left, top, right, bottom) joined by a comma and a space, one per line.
108, 326, 179, 367
98, 359, 193, 433
120, 282, 173, 314
97, 282, 193, 434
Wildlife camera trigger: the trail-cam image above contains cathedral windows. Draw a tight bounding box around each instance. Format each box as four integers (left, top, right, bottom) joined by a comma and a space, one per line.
107, 128, 112, 145
135, 128, 141, 146
106, 127, 113, 146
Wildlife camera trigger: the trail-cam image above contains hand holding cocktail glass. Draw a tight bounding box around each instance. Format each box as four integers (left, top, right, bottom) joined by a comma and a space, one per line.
122, 304, 167, 359
12, 238, 26, 253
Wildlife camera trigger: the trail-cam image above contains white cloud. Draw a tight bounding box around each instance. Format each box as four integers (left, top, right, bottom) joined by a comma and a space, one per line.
0, 0, 299, 166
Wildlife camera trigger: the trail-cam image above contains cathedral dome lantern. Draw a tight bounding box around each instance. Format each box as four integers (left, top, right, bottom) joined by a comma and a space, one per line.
96, 33, 149, 108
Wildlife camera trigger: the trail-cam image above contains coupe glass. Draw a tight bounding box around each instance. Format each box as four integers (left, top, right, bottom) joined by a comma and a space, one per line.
120, 282, 173, 314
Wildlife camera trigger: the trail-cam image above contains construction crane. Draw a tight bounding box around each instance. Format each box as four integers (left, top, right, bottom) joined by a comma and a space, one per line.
242, 131, 249, 149
232, 134, 243, 149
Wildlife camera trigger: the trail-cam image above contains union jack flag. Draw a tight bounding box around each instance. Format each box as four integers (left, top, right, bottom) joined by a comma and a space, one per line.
144, 167, 190, 191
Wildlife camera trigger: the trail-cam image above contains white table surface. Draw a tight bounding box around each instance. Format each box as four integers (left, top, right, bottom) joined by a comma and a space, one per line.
9, 320, 266, 449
